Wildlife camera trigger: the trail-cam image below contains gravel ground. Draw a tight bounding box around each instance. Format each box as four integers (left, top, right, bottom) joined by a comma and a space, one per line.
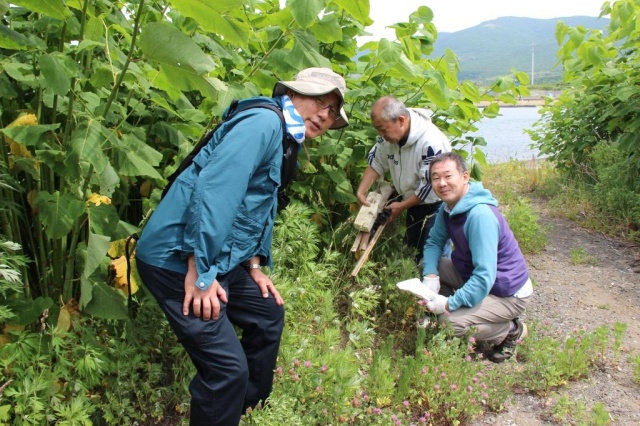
471, 209, 640, 425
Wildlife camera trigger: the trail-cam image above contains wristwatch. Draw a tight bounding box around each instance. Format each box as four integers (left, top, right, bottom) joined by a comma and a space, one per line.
246, 262, 261, 270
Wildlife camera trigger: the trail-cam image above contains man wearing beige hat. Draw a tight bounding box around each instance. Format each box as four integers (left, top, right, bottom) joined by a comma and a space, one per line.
136, 67, 348, 425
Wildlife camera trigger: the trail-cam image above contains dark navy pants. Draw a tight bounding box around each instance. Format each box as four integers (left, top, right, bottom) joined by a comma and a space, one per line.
136, 259, 285, 426
405, 201, 442, 263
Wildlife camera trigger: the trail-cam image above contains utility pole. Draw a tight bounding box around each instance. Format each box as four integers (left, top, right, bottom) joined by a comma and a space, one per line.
531, 44, 535, 86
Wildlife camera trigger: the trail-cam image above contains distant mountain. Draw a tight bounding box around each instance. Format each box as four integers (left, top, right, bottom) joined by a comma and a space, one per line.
432, 16, 609, 84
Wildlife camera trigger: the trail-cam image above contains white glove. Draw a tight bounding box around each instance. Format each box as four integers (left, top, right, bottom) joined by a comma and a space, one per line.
396, 278, 438, 301
426, 294, 448, 315
422, 276, 441, 295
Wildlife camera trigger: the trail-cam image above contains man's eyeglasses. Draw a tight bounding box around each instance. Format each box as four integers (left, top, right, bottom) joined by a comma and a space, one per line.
314, 96, 341, 121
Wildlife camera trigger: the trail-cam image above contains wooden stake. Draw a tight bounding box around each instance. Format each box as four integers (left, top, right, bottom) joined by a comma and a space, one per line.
350, 232, 363, 253
350, 222, 387, 277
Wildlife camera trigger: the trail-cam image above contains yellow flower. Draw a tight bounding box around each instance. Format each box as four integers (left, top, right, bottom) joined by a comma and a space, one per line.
110, 256, 139, 296
86, 193, 112, 206
4, 114, 38, 165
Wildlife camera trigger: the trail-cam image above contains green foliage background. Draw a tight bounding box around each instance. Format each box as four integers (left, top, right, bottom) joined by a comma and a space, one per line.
530, 0, 640, 233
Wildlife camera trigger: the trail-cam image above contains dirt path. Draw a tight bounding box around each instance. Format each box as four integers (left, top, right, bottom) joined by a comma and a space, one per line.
473, 208, 640, 425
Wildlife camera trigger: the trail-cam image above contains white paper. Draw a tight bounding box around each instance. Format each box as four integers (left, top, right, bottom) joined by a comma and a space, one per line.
396, 278, 437, 301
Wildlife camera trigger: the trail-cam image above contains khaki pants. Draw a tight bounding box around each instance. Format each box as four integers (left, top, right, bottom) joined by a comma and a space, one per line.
437, 258, 529, 345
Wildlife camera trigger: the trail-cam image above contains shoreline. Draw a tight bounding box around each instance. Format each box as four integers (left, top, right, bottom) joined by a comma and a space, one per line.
476, 98, 548, 108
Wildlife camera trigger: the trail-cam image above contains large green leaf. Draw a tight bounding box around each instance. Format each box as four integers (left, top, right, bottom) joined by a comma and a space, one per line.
290, 30, 331, 68
97, 163, 120, 197
0, 25, 35, 50
3, 63, 38, 87
83, 232, 111, 279
312, 14, 343, 43
69, 120, 109, 175
140, 22, 215, 80
83, 281, 129, 320
38, 53, 72, 96
334, 180, 356, 204
0, 124, 60, 147
111, 133, 163, 179
87, 203, 119, 236
35, 191, 85, 239
333, 0, 371, 24
169, 0, 249, 47
372, 39, 402, 74
10, 0, 71, 20
114, 221, 141, 241
140, 23, 226, 99
288, 0, 323, 29
6, 297, 54, 325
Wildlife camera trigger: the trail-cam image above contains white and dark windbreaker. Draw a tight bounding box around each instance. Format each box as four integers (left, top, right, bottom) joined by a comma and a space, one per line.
367, 108, 452, 205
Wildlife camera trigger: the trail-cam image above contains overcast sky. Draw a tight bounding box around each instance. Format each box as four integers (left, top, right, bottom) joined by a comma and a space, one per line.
366, 0, 609, 38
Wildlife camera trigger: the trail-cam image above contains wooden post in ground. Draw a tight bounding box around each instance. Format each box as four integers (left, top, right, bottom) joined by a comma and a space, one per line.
349, 181, 395, 276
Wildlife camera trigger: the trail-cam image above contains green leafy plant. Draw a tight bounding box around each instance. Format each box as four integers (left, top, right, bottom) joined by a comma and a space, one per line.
548, 393, 611, 426
505, 197, 547, 254
529, 0, 640, 242
570, 247, 598, 265
630, 353, 640, 385
517, 322, 611, 395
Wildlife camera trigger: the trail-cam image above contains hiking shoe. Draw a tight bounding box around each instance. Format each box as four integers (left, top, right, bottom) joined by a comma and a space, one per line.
490, 319, 528, 364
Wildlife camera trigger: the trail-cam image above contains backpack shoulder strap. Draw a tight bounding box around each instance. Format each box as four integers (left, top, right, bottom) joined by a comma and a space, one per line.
161, 100, 288, 199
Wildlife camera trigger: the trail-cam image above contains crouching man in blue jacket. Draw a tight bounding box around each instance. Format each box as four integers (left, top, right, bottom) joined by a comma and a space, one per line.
135, 68, 349, 425
421, 152, 533, 363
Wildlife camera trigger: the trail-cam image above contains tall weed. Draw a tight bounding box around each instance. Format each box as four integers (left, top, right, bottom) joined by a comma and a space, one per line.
504, 198, 547, 254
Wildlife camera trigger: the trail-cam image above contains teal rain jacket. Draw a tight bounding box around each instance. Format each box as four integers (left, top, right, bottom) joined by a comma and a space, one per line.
136, 96, 285, 290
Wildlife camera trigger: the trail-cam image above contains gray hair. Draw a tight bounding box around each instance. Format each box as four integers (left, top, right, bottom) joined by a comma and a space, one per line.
429, 152, 468, 178
371, 96, 409, 122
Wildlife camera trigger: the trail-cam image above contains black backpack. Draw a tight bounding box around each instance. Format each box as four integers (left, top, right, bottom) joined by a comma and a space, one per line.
161, 99, 298, 205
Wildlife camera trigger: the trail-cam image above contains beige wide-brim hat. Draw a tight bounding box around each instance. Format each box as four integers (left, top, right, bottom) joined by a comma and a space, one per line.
273, 67, 349, 129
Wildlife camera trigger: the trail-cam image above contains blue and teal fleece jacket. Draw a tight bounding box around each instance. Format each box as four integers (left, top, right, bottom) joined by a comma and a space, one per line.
136, 96, 284, 290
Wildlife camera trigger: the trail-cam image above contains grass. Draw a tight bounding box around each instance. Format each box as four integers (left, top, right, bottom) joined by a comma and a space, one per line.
0, 159, 634, 425
570, 247, 598, 265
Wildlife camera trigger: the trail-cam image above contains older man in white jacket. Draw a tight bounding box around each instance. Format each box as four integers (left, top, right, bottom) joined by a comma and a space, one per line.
357, 96, 451, 263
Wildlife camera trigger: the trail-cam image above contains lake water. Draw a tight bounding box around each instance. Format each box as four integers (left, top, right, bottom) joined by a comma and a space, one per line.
467, 107, 544, 164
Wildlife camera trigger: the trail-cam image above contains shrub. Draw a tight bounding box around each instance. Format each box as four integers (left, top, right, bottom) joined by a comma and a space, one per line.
505, 197, 547, 254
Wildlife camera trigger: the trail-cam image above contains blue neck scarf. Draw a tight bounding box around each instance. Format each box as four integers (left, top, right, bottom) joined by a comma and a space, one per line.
279, 95, 305, 145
